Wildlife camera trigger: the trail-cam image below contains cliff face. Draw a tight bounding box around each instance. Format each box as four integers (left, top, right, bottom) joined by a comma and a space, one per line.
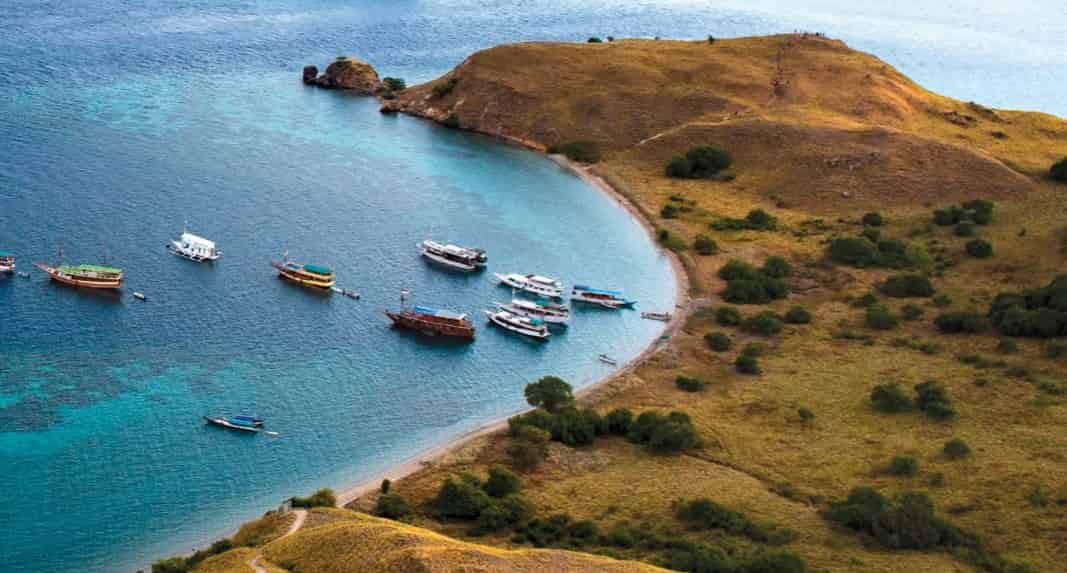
304, 57, 381, 94
383, 36, 1067, 211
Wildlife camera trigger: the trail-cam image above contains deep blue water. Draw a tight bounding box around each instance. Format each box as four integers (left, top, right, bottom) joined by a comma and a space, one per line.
0, 2, 1063, 572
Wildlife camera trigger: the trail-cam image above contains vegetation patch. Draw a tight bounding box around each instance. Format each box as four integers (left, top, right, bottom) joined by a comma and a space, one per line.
988, 275, 1067, 338
827, 236, 923, 269
1051, 157, 1067, 183
718, 259, 790, 304
704, 331, 732, 351
881, 273, 935, 297
676, 498, 798, 545
547, 140, 601, 163
675, 375, 707, 392
431, 76, 459, 98
291, 488, 336, 508
665, 145, 732, 179
933, 199, 995, 226
711, 208, 777, 231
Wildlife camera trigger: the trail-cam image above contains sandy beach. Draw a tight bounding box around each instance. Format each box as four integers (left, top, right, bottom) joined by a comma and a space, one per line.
337, 152, 690, 507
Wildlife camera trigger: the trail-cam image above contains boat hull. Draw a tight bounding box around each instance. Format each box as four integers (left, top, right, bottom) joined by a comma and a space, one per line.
271, 261, 335, 289
495, 273, 563, 299
419, 248, 478, 272
497, 302, 570, 326
385, 310, 476, 340
167, 243, 220, 262
571, 293, 636, 309
33, 263, 123, 290
485, 311, 550, 339
203, 416, 259, 433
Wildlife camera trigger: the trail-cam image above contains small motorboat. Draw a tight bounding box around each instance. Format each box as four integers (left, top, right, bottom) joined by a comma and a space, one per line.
641, 311, 672, 321
496, 298, 570, 326
571, 285, 636, 309
0, 250, 15, 273
485, 309, 551, 340
167, 229, 221, 262
494, 273, 563, 299
17, 271, 30, 279
203, 415, 260, 433
418, 240, 487, 272
598, 354, 618, 366
133, 292, 147, 301
332, 287, 360, 299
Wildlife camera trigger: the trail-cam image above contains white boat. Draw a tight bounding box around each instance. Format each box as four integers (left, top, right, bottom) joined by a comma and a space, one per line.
571, 285, 636, 309
0, 250, 14, 273
496, 298, 570, 326
495, 273, 563, 299
133, 292, 147, 301
418, 240, 487, 272
641, 311, 672, 321
598, 354, 618, 366
484, 309, 551, 339
167, 230, 221, 262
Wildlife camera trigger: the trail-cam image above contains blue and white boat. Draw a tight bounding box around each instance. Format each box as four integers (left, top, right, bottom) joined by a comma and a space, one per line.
203, 415, 260, 433
485, 309, 551, 339
571, 285, 637, 309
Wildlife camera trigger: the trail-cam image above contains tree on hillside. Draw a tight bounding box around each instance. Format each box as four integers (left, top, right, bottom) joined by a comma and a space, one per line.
524, 376, 575, 413
1050, 157, 1067, 183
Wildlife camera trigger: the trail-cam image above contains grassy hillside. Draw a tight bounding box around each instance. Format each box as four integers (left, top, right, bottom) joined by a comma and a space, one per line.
161, 35, 1066, 573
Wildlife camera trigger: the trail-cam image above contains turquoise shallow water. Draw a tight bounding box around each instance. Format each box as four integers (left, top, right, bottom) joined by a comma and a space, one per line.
0, 1, 1064, 572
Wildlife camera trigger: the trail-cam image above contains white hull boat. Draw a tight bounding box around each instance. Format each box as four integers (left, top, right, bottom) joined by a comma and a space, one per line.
485, 309, 551, 339
167, 231, 220, 262
495, 272, 563, 299
496, 299, 570, 326
571, 285, 636, 309
418, 240, 486, 272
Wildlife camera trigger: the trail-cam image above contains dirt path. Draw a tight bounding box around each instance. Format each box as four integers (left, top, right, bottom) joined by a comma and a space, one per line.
249, 509, 306, 573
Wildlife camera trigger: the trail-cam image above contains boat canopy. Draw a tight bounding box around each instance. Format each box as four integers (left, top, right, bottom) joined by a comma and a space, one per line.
0, 250, 12, 258
302, 264, 332, 276
180, 232, 215, 249
60, 264, 122, 275
574, 285, 622, 296
414, 305, 467, 320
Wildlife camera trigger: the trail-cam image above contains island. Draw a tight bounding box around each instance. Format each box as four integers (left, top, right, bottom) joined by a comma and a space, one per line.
154, 35, 1067, 573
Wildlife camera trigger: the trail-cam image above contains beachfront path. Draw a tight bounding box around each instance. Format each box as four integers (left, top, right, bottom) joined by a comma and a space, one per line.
249, 509, 306, 573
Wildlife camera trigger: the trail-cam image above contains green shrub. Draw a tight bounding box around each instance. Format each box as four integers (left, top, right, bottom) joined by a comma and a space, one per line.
1046, 341, 1067, 358
720, 260, 789, 304
932, 293, 953, 307
881, 273, 935, 297
549, 407, 601, 447
707, 34, 716, 44
433, 474, 490, 519
656, 228, 688, 252
693, 234, 718, 255
431, 77, 459, 98
291, 488, 336, 508
716, 306, 741, 326
741, 311, 784, 336
988, 275, 1067, 338
996, 339, 1019, 354
705, 331, 732, 351
870, 383, 913, 412
675, 376, 707, 392
798, 407, 815, 422
826, 488, 965, 550
380, 479, 391, 494
862, 227, 881, 243
508, 425, 550, 470
375, 493, 413, 520
587, 36, 603, 43
934, 310, 987, 333
965, 238, 993, 258
712, 208, 777, 231
827, 237, 878, 267
660, 204, 679, 219
718, 259, 761, 281
484, 465, 521, 498
915, 380, 956, 420
865, 305, 898, 330
686, 146, 732, 178
1051, 157, 1067, 183
665, 155, 692, 178
888, 455, 919, 476
524, 376, 574, 412
901, 304, 924, 320
862, 212, 884, 227
628, 410, 700, 453
441, 113, 460, 129
475, 494, 534, 533
828, 236, 920, 269
784, 306, 811, 324
741, 342, 765, 357
761, 256, 792, 278
546, 140, 601, 163
735, 354, 761, 375
605, 408, 634, 436
382, 77, 406, 91
851, 292, 879, 308
954, 222, 976, 237
943, 438, 971, 459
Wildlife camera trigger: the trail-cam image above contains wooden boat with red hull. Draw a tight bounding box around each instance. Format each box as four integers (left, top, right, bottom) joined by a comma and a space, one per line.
33, 262, 123, 290
385, 305, 476, 340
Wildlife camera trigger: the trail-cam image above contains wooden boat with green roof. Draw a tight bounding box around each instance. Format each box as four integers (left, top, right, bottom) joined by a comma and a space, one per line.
270, 251, 335, 289
33, 261, 123, 289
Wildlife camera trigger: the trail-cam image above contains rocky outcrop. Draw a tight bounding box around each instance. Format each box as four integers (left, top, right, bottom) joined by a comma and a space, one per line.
303, 57, 381, 94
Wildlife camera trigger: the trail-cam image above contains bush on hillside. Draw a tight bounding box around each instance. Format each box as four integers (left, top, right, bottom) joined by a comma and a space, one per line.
933, 200, 995, 226
988, 275, 1067, 338
934, 310, 987, 333
862, 212, 884, 227
693, 234, 718, 255
628, 411, 701, 453
826, 488, 966, 550
441, 113, 461, 129
881, 273, 935, 297
666, 145, 733, 179
901, 304, 924, 320
474, 494, 534, 533
675, 376, 707, 392
431, 77, 459, 98
719, 258, 789, 304
735, 354, 761, 375
605, 408, 634, 436
915, 380, 956, 420
954, 221, 976, 237
291, 488, 336, 508
484, 465, 521, 498
716, 306, 742, 326
943, 438, 971, 459
587, 37, 603, 43
704, 331, 732, 351
375, 493, 413, 520
433, 474, 490, 520
887, 455, 919, 476
865, 305, 899, 330
827, 236, 917, 269
784, 306, 811, 324
524, 376, 575, 412
546, 140, 601, 163
761, 256, 792, 278
965, 238, 993, 258
661, 204, 679, 219
870, 383, 913, 413
676, 498, 781, 542
382, 77, 406, 91
657, 228, 688, 252
711, 208, 777, 231
508, 425, 550, 470
1051, 157, 1067, 183
741, 311, 784, 336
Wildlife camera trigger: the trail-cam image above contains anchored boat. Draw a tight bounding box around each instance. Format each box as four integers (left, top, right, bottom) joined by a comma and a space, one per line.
270, 251, 335, 289
485, 309, 551, 339
0, 251, 14, 273
418, 240, 487, 272
571, 285, 636, 309
494, 273, 563, 299
34, 261, 123, 290
496, 298, 570, 326
203, 415, 260, 433
385, 305, 476, 340
641, 311, 672, 321
167, 230, 221, 262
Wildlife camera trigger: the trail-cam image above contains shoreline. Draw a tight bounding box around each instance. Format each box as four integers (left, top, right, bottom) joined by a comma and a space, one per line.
336, 145, 690, 507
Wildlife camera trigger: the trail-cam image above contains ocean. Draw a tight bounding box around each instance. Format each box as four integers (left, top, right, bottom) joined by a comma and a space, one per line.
0, 1, 1063, 572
